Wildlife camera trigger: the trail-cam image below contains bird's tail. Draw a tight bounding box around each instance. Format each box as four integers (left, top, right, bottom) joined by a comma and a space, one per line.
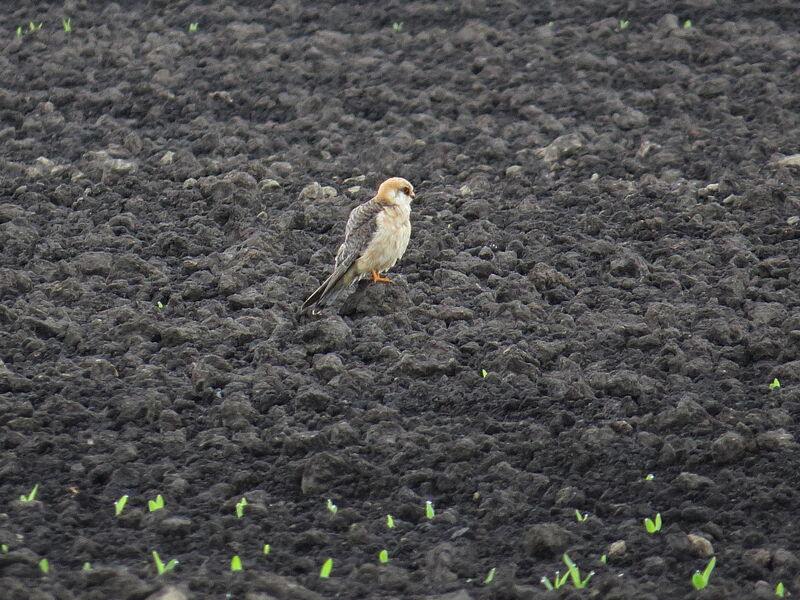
301, 263, 359, 312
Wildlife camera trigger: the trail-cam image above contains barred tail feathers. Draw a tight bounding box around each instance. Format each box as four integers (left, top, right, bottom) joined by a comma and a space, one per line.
301, 262, 359, 311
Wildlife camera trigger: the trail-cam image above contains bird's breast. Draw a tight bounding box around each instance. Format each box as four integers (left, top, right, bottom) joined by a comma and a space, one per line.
357, 206, 411, 273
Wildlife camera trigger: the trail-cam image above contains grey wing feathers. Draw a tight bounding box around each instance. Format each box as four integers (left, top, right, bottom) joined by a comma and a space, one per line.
301, 199, 381, 311
336, 199, 382, 266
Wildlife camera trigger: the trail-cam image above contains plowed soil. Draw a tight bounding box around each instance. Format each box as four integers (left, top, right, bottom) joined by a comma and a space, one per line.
2, 2, 800, 599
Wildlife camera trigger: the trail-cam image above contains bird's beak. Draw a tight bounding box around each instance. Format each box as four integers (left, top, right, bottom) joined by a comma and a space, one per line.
410, 190, 416, 200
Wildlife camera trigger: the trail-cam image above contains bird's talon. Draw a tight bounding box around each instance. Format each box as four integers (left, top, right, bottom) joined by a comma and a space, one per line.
371, 271, 394, 284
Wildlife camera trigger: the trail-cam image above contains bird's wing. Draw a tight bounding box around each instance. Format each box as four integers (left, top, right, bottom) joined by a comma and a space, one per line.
335, 198, 382, 268
302, 197, 388, 311
305, 199, 382, 305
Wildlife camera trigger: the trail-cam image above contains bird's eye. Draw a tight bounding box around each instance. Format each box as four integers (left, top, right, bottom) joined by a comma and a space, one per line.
403, 187, 410, 195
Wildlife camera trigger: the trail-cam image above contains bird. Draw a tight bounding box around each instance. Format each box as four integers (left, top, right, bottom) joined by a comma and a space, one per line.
301, 177, 415, 312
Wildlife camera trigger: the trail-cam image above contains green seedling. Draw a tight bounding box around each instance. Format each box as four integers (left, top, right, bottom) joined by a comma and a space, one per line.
29, 22, 42, 32
114, 494, 129, 516
770, 378, 781, 390
39, 558, 49, 573
481, 369, 488, 378
600, 554, 607, 564
263, 544, 270, 555
62, 18, 71, 33
484, 567, 496, 584
188, 23, 198, 32
776, 582, 785, 597
1, 544, 8, 552
326, 498, 338, 515
547, 21, 555, 27
619, 19, 630, 30
575, 510, 588, 522
379, 549, 389, 563
231, 555, 242, 571
541, 569, 569, 590
152, 551, 178, 575
386, 514, 395, 529
148, 494, 164, 512
82, 562, 91, 571
19, 483, 39, 502
683, 19, 693, 28
16, 26, 23, 36
157, 301, 164, 309
691, 556, 716, 590
391, 22, 403, 32
425, 500, 435, 519
644, 512, 662, 533
645, 473, 655, 481
563, 553, 594, 589
320, 557, 333, 578
235, 497, 247, 518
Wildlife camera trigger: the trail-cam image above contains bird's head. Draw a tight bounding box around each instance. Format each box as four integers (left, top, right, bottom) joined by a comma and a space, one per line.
376, 177, 415, 207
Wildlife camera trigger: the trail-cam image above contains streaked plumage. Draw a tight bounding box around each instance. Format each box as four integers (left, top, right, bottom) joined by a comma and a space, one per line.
302, 177, 415, 312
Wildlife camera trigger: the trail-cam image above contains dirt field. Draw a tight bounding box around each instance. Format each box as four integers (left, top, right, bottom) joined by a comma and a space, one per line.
2, 1, 800, 599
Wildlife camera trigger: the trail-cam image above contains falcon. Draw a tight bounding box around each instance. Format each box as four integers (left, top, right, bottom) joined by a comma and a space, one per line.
301, 177, 415, 311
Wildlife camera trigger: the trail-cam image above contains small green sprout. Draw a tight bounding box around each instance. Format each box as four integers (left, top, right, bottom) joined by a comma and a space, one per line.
644, 512, 662, 533
82, 562, 91, 571
645, 473, 655, 481
776, 582, 785, 597
575, 510, 588, 522
16, 26, 23, 36
19, 483, 39, 502
263, 544, 270, 555
481, 369, 488, 378
114, 494, 129, 516
230, 555, 242, 571
148, 494, 164, 512
547, 21, 555, 27
39, 558, 49, 574
770, 378, 781, 390
157, 301, 164, 309
683, 19, 693, 28
563, 554, 594, 589
541, 570, 569, 590
235, 497, 247, 518
29, 22, 42, 32
484, 567, 496, 584
691, 556, 716, 590
320, 557, 333, 578
1, 544, 8, 552
62, 18, 71, 33
326, 498, 338, 515
379, 549, 389, 563
619, 19, 630, 30
600, 554, 607, 564
386, 514, 395, 529
391, 22, 403, 33
425, 500, 435, 519
188, 23, 199, 32
152, 551, 178, 575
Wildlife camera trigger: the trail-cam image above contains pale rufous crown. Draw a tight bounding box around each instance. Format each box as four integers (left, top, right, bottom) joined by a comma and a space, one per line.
375, 177, 415, 205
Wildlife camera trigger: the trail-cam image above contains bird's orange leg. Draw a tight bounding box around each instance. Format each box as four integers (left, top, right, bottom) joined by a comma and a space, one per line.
371, 270, 394, 283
